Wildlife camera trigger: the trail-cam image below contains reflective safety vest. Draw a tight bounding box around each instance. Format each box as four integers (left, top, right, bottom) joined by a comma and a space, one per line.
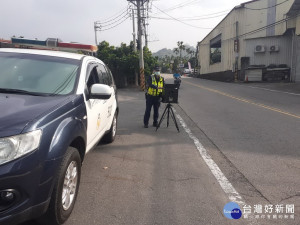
147, 75, 164, 96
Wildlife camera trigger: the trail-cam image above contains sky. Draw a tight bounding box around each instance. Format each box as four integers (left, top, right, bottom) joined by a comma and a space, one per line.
0, 0, 248, 53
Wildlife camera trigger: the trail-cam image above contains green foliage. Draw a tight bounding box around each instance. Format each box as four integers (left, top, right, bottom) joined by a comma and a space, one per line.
143, 46, 158, 80
189, 56, 197, 69
97, 41, 157, 88
157, 41, 197, 74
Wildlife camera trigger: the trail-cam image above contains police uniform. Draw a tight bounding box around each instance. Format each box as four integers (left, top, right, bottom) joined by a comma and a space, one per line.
143, 73, 164, 128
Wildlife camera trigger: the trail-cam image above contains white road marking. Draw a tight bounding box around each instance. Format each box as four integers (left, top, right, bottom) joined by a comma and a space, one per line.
247, 85, 300, 96
174, 109, 261, 224
174, 109, 245, 205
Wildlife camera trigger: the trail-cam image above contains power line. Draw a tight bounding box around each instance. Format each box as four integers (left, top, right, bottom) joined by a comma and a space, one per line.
99, 12, 130, 28
178, 10, 231, 18
96, 9, 129, 25
150, 13, 228, 21
199, 13, 300, 46
163, 0, 201, 12
244, 0, 290, 10
152, 4, 212, 29
100, 15, 131, 31
153, 0, 201, 15
97, 6, 129, 23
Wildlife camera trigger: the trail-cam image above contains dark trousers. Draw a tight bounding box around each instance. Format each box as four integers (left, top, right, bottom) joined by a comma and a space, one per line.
144, 95, 160, 125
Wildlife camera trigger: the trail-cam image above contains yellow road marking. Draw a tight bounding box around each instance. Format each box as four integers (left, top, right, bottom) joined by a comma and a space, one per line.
184, 80, 300, 119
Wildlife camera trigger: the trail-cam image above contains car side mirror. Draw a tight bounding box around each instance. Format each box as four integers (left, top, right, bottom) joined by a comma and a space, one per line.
90, 84, 112, 100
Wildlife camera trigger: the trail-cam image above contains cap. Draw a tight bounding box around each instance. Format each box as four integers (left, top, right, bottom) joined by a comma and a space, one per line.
154, 66, 160, 71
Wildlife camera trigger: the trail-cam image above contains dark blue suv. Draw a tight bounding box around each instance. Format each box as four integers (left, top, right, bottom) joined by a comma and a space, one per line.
0, 49, 118, 224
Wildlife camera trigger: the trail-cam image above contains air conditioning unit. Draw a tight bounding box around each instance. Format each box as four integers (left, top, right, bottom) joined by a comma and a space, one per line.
255, 45, 266, 53
270, 45, 279, 52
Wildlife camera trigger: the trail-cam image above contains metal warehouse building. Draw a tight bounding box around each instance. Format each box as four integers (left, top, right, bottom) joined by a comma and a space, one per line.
197, 0, 300, 82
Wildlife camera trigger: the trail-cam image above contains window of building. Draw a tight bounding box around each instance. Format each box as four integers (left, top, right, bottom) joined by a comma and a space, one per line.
210, 34, 222, 64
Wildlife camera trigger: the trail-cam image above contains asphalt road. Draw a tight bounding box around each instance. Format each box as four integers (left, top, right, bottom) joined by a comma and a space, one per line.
170, 75, 300, 224
20, 76, 299, 225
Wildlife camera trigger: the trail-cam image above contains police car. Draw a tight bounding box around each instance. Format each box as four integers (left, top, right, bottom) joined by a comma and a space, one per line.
0, 48, 118, 224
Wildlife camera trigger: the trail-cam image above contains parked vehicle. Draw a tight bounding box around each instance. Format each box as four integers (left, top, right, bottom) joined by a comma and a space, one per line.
183, 68, 191, 74
0, 48, 118, 225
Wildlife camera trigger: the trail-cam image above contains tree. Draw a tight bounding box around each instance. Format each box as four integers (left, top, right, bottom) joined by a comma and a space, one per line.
173, 48, 179, 56
177, 41, 186, 59
97, 41, 157, 88
186, 48, 195, 59
143, 46, 158, 81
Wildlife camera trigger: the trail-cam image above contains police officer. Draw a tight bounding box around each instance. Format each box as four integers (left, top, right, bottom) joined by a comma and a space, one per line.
143, 67, 165, 128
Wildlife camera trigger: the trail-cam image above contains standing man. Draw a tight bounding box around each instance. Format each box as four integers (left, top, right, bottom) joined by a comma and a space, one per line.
143, 66, 165, 128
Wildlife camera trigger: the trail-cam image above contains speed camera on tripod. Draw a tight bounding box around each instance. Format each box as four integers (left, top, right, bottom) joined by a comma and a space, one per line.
157, 84, 180, 132
162, 84, 178, 104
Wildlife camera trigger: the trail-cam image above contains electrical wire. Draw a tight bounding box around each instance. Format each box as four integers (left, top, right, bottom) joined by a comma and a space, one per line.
151, 7, 231, 20
96, 6, 129, 23
100, 15, 131, 31
178, 10, 231, 18
96, 8, 129, 25
150, 13, 228, 21
163, 0, 201, 12
199, 13, 300, 46
152, 4, 212, 29
99, 12, 130, 28
244, 0, 290, 10
152, 0, 201, 15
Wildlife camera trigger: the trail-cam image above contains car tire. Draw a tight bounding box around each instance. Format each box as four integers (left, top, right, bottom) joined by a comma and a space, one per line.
102, 112, 117, 143
40, 147, 81, 225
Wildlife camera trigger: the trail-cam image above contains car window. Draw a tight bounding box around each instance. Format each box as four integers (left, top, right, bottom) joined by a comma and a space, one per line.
97, 63, 112, 86
0, 53, 80, 95
86, 65, 100, 91
105, 66, 114, 86
106, 67, 115, 87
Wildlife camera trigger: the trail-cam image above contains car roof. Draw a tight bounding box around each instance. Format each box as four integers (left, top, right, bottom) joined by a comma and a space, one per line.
0, 48, 86, 60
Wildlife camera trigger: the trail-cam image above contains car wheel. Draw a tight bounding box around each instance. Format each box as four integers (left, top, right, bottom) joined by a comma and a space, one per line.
40, 147, 81, 225
102, 112, 117, 143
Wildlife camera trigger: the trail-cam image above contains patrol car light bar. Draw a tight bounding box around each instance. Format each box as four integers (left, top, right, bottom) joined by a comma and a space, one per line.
1, 37, 97, 55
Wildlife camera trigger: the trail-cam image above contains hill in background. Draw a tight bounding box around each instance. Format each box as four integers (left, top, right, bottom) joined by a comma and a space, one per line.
152, 44, 196, 58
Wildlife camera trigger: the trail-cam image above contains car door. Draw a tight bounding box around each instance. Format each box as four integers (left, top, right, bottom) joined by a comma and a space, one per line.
85, 63, 108, 147
96, 63, 115, 127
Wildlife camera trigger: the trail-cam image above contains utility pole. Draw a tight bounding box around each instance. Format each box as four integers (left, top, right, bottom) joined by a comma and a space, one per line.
131, 7, 139, 86
94, 22, 101, 46
137, 0, 145, 90
128, 0, 147, 90
142, 2, 149, 48
143, 19, 148, 48
235, 21, 239, 82
132, 8, 137, 53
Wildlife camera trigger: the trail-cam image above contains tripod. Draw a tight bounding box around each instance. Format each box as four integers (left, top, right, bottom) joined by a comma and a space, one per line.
156, 103, 180, 132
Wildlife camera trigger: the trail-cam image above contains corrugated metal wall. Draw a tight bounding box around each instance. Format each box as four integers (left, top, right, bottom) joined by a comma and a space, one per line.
198, 0, 296, 76
297, 17, 300, 35
198, 11, 238, 74
267, 0, 277, 36
294, 35, 300, 82
245, 35, 293, 67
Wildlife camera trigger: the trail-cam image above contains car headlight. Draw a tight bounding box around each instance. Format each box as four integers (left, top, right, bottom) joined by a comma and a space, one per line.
0, 130, 42, 165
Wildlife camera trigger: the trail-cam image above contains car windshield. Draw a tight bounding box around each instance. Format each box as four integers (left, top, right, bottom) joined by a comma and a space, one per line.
0, 52, 81, 96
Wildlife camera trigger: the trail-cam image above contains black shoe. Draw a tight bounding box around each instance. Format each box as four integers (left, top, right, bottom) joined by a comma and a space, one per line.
153, 122, 158, 127
144, 124, 148, 128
